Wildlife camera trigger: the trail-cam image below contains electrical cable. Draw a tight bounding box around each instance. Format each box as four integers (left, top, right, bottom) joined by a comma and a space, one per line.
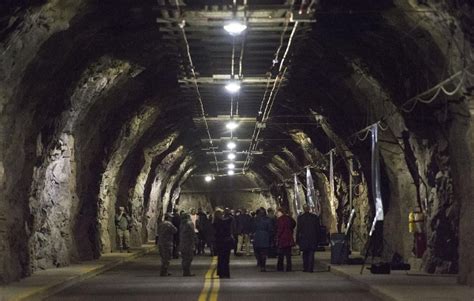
244, 18, 300, 171
174, 1, 219, 172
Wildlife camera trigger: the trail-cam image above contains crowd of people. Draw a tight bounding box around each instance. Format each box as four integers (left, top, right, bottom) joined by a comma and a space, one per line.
152, 204, 321, 278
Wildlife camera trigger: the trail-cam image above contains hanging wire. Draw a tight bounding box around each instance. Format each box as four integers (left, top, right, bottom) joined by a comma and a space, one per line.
174, 1, 219, 172
244, 7, 300, 171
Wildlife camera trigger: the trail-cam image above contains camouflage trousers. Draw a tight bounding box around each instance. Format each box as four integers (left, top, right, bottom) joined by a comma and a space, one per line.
159, 244, 173, 272
117, 229, 130, 250
181, 249, 194, 275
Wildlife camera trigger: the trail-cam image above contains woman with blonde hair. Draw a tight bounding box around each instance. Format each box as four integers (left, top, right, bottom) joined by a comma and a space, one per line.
213, 208, 234, 278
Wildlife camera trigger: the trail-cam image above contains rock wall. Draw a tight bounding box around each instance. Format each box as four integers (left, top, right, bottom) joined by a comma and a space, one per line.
178, 191, 276, 213
98, 104, 161, 252
146, 146, 185, 240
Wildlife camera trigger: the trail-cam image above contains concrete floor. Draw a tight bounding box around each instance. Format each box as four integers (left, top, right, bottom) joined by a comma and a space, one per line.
46, 251, 380, 301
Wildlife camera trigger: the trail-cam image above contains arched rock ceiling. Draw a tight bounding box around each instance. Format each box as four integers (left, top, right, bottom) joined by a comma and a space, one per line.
0, 0, 473, 284
0, 0, 471, 184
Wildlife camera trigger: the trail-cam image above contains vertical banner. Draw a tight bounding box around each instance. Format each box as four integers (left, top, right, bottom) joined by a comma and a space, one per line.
306, 167, 320, 215
293, 174, 302, 214
371, 124, 384, 221
329, 150, 335, 210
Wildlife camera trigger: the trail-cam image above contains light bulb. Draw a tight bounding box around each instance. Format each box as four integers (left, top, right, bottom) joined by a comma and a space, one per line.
204, 175, 212, 182
227, 170, 235, 176
223, 22, 247, 35
226, 121, 238, 130
227, 153, 236, 160
228, 163, 235, 169
227, 141, 236, 150
225, 82, 241, 93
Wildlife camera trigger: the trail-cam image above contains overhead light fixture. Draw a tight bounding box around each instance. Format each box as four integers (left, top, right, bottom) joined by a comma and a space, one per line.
225, 82, 241, 93
227, 170, 235, 176
227, 153, 236, 160
227, 141, 236, 150
204, 175, 213, 182
223, 22, 247, 35
226, 121, 238, 130
228, 163, 235, 169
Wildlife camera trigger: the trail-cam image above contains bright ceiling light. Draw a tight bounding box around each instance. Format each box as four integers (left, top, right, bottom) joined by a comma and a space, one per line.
227, 170, 235, 176
227, 141, 236, 150
226, 121, 238, 130
225, 82, 241, 93
228, 163, 235, 169
223, 22, 247, 35
227, 153, 236, 160
204, 175, 213, 182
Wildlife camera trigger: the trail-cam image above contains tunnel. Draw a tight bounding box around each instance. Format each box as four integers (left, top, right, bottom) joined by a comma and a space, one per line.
0, 0, 473, 300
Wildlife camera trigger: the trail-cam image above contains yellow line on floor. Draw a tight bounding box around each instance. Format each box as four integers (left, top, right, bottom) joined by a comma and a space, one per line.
209, 266, 220, 301
198, 256, 218, 301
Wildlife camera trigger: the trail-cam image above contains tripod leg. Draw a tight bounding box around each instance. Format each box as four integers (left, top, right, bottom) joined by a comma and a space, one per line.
360, 234, 373, 274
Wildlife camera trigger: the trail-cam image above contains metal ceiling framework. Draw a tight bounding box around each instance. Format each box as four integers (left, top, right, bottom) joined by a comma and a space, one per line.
156, 0, 316, 176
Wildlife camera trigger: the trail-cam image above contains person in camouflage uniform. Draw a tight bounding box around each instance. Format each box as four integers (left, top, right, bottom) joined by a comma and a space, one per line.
115, 206, 132, 253
157, 213, 177, 276
179, 213, 196, 276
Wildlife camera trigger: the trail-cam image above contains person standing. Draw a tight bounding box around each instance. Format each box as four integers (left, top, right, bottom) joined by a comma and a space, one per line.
196, 208, 208, 255
179, 213, 196, 276
214, 208, 234, 278
115, 206, 132, 253
275, 207, 296, 272
190, 208, 199, 254
171, 208, 181, 259
297, 204, 321, 272
253, 207, 273, 272
157, 213, 177, 276
267, 208, 277, 258
236, 208, 253, 256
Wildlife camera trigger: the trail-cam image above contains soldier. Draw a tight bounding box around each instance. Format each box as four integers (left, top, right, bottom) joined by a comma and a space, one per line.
171, 208, 181, 258
115, 206, 132, 253
157, 213, 177, 276
179, 213, 196, 276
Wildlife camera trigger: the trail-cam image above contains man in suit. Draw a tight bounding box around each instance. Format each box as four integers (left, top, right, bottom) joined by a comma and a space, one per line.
296, 204, 321, 272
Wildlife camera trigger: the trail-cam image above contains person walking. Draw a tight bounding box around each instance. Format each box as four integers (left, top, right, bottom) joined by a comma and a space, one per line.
157, 213, 177, 276
171, 208, 181, 258
297, 204, 321, 272
236, 208, 253, 256
214, 208, 234, 278
253, 207, 273, 272
179, 213, 196, 276
115, 206, 132, 253
275, 207, 296, 272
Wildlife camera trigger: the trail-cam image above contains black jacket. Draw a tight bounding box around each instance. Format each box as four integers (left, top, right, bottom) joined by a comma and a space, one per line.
214, 217, 234, 251
236, 213, 253, 234
296, 212, 321, 251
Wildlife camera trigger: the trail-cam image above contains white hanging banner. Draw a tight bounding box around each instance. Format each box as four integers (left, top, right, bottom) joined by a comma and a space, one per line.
293, 174, 302, 214
329, 150, 335, 210
306, 167, 320, 215
371, 124, 384, 221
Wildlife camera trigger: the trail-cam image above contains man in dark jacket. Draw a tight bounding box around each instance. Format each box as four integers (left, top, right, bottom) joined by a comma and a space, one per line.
297, 204, 321, 272
236, 208, 253, 256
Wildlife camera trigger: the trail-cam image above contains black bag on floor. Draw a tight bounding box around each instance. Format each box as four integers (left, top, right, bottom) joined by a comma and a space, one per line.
391, 263, 411, 270
369, 262, 391, 274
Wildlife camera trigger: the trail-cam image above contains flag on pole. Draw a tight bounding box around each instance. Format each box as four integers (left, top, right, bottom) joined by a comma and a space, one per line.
293, 174, 302, 214
329, 150, 335, 210
306, 167, 321, 215
371, 124, 384, 221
